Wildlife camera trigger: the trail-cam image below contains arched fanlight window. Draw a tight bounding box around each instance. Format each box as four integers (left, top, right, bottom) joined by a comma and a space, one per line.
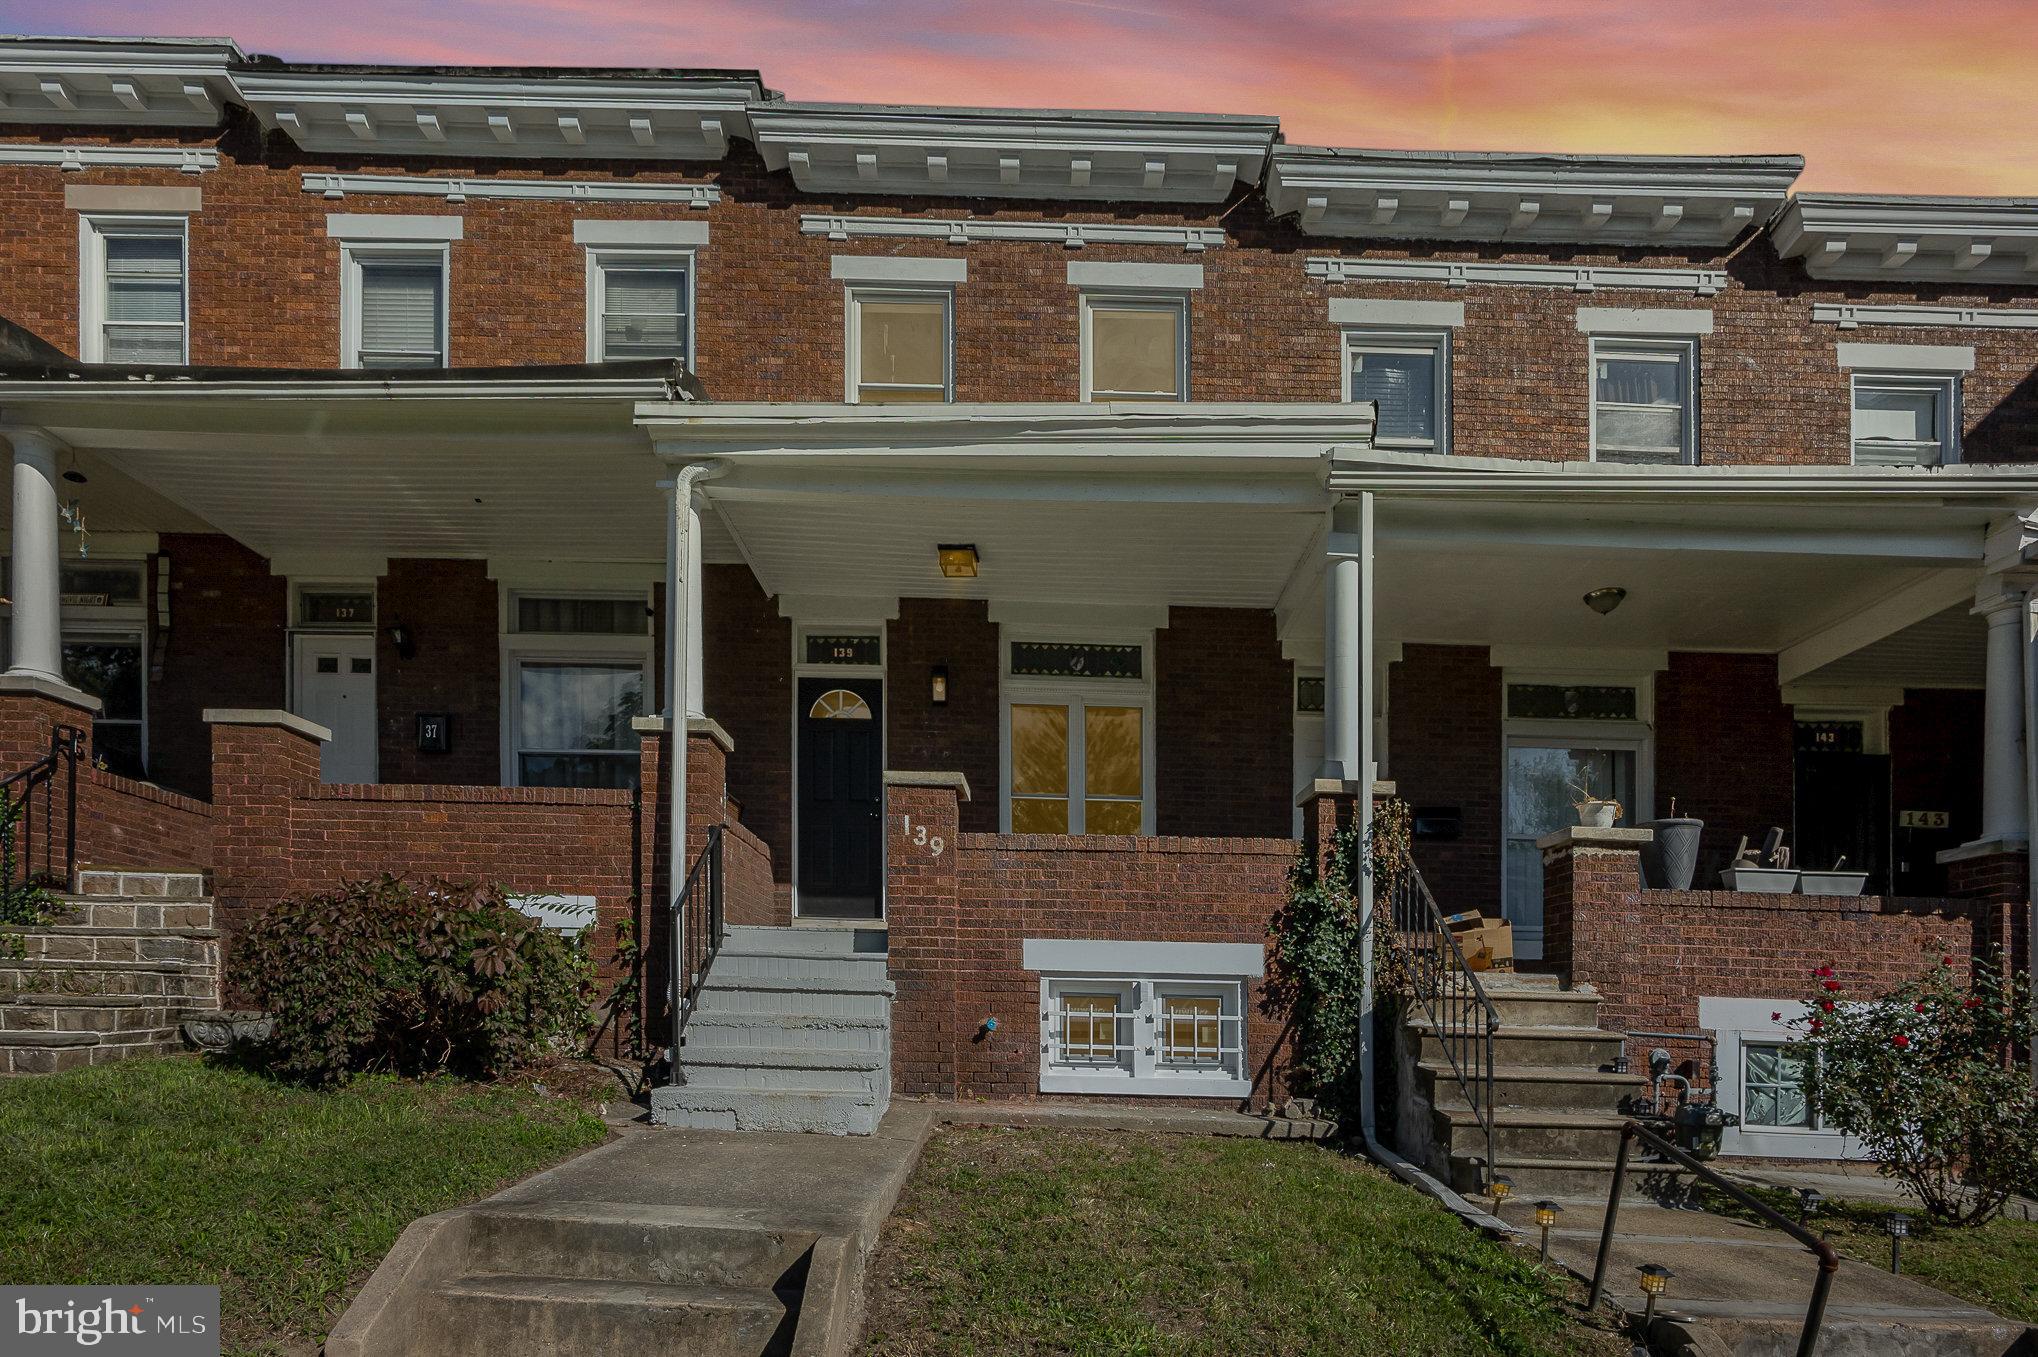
808, 688, 873, 721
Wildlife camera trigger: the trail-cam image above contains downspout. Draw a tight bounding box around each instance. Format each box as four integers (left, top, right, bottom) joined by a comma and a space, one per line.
2024, 581, 2038, 1076
666, 459, 730, 1006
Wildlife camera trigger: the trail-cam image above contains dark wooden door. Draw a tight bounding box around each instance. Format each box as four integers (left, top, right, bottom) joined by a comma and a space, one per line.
797, 677, 884, 918
1795, 749, 1891, 895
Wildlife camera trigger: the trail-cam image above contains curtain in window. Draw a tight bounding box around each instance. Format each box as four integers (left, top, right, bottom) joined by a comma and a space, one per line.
516, 662, 643, 787
1596, 356, 1686, 461
1853, 386, 1943, 466
516, 596, 647, 636
357, 261, 444, 367
1089, 306, 1180, 398
601, 266, 688, 361
856, 299, 946, 402
1351, 350, 1436, 443
103, 234, 185, 364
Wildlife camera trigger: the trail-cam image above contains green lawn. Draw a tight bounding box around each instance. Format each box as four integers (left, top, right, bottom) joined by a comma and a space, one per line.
0, 1055, 607, 1355
859, 1127, 1627, 1357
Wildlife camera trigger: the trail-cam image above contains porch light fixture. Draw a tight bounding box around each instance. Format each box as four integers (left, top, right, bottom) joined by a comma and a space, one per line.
936, 543, 979, 579
384, 622, 416, 660
930, 664, 950, 706
1636, 1263, 1673, 1328
1533, 1200, 1561, 1264
1583, 586, 1627, 616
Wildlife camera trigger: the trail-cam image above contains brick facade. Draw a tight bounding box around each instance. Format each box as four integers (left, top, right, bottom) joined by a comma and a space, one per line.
1155, 607, 1293, 839
885, 598, 1001, 835
376, 558, 501, 786
1654, 651, 1799, 883
1389, 644, 1504, 912
151, 533, 288, 798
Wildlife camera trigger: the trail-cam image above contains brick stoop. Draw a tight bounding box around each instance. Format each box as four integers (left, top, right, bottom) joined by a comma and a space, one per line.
0, 871, 220, 1075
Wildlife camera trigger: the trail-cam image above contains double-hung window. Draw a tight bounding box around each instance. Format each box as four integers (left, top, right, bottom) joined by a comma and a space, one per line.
1081, 294, 1187, 401
344, 247, 447, 368
1346, 330, 1449, 451
1591, 338, 1696, 464
2, 559, 149, 777
504, 591, 651, 788
847, 288, 951, 403
590, 253, 692, 363
82, 218, 187, 364
1852, 374, 1959, 466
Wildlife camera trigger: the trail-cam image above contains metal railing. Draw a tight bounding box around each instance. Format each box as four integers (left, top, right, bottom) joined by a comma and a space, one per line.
1588, 1120, 1837, 1357
668, 824, 726, 1078
1378, 846, 1501, 1185
1, 725, 84, 903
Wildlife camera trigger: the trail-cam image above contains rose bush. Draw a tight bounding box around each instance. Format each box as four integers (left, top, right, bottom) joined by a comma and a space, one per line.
1797, 948, 2037, 1225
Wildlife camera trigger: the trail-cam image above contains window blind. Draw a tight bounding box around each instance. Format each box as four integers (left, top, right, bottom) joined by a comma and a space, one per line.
356, 260, 444, 367
1350, 349, 1435, 443
102, 234, 185, 364
600, 266, 688, 361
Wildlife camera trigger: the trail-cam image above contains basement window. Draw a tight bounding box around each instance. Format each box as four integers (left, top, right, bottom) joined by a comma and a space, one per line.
1038, 976, 1247, 1095
1742, 1042, 1817, 1130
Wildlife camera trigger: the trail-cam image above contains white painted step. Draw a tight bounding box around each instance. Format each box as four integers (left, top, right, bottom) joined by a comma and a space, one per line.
722, 925, 886, 957
679, 1009, 891, 1055
696, 973, 893, 1019
677, 1045, 886, 1096
710, 950, 889, 983
650, 1084, 884, 1135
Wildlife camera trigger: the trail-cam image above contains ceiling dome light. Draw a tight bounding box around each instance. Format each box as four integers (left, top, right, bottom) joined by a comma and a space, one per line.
1583, 586, 1627, 616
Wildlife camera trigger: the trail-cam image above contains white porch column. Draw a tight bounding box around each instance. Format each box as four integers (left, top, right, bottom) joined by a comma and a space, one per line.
1975, 576, 2029, 847
1320, 495, 1373, 784
4, 426, 66, 685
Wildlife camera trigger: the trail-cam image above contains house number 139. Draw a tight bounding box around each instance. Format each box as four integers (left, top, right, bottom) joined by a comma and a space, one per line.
900, 814, 945, 858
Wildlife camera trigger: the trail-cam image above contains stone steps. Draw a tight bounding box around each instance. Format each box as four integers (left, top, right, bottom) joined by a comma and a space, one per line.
0, 991, 205, 1035
1430, 1104, 1632, 1161
421, 1273, 795, 1357
1415, 1060, 1645, 1112
1409, 1020, 1625, 1069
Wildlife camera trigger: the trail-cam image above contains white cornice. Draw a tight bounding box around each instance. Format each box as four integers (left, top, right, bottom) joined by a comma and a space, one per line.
234, 69, 757, 162
1811, 302, 2038, 332
0, 142, 217, 172
752, 103, 1275, 204
641, 401, 1371, 451
303, 171, 718, 207
1306, 257, 1727, 296
1773, 195, 2038, 284
0, 37, 240, 127
800, 213, 1224, 251
1269, 146, 1800, 246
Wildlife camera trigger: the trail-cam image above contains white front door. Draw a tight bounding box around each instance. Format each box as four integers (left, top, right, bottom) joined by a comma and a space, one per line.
1502, 743, 1636, 960
292, 634, 377, 783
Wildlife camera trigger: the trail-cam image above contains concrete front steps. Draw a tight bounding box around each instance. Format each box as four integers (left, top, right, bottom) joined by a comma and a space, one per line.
1400, 972, 1664, 1201
0, 871, 219, 1075
651, 926, 893, 1135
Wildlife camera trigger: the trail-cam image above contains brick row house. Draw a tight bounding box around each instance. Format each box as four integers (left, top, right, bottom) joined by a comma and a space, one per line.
1, 36, 2034, 1159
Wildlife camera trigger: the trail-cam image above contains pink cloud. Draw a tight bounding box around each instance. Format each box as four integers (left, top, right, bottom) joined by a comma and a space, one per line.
6, 0, 2034, 191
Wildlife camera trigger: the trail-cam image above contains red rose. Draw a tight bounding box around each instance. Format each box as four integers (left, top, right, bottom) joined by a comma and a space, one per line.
1823, 979, 1841, 992
1914, 1002, 1927, 1013
1893, 1034, 1911, 1049
1810, 1019, 1825, 1032
1814, 966, 1834, 978
1963, 997, 1983, 1009
1821, 999, 1834, 1012
1770, 1011, 1783, 1022
1941, 955, 1954, 966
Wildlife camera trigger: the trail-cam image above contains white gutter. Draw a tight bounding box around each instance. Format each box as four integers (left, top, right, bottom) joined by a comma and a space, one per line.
0, 376, 679, 402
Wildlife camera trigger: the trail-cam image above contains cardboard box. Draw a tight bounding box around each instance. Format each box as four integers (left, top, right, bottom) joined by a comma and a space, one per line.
1445, 912, 1515, 972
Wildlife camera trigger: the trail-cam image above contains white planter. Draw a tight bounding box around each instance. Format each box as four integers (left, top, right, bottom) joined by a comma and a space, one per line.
1575, 800, 1619, 829
1799, 870, 1869, 897
1721, 867, 1800, 894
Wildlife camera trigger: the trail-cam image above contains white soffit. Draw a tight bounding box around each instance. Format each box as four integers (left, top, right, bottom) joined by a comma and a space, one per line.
233, 68, 758, 161
1812, 302, 2038, 332
801, 214, 1225, 252
1306, 256, 1727, 296
2, 142, 217, 172
750, 103, 1277, 203
1773, 194, 2038, 284
305, 171, 718, 208
1268, 146, 1802, 246
0, 37, 241, 127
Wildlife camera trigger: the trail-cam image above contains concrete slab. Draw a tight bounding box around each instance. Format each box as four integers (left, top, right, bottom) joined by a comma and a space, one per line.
1717, 1158, 2038, 1222
933, 1098, 1337, 1141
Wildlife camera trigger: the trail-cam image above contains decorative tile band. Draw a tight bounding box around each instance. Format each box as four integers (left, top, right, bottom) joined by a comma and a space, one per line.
800, 213, 1225, 251
301, 172, 719, 207
1811, 302, 2038, 331
1306, 256, 1728, 296
0, 143, 216, 173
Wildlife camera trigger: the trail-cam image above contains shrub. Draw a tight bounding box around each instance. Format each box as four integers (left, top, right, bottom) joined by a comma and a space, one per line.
1798, 950, 2037, 1225
231, 875, 595, 1085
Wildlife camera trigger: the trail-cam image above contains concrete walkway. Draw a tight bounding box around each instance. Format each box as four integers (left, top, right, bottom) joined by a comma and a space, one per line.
1494, 1196, 2026, 1356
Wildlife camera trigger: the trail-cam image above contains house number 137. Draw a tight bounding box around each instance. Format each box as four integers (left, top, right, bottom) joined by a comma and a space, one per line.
900, 814, 945, 858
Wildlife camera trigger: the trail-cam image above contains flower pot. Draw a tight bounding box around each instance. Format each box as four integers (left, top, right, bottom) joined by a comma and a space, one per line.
1720, 866, 1799, 894
1799, 870, 1869, 897
1575, 800, 1619, 829
1639, 817, 1704, 890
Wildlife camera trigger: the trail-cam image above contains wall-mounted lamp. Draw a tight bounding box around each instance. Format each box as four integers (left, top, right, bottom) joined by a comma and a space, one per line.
936, 543, 979, 579
1583, 586, 1627, 616
930, 664, 950, 706
384, 622, 417, 660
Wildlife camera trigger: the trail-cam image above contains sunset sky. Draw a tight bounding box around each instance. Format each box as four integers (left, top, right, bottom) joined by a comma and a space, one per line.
6, 0, 2035, 194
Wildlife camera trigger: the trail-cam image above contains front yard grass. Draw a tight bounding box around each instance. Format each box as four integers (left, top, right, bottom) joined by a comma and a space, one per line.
0, 1054, 607, 1355
860, 1126, 1628, 1357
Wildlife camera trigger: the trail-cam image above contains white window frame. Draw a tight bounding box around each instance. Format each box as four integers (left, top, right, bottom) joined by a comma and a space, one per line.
1079, 291, 1189, 402
1037, 974, 1249, 1097
842, 285, 953, 404
1700, 996, 1867, 1160
78, 214, 188, 365
1589, 335, 1698, 465
584, 247, 696, 365
340, 241, 450, 370
9, 558, 153, 777
498, 586, 654, 787
1342, 327, 1450, 453
999, 627, 1156, 836
1849, 371, 1961, 468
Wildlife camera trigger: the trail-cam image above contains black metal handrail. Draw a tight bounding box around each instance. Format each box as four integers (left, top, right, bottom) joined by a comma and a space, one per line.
668, 824, 725, 1079
1, 725, 84, 903
1589, 1120, 1837, 1356
1377, 846, 1501, 1188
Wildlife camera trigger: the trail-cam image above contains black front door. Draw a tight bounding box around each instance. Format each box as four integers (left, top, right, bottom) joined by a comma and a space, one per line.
797, 676, 884, 918
1794, 739, 1892, 895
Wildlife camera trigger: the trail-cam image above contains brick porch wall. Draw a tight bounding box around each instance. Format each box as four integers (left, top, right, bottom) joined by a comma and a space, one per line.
704, 564, 793, 910
1388, 644, 1503, 912
1156, 607, 1293, 839
1653, 651, 1798, 885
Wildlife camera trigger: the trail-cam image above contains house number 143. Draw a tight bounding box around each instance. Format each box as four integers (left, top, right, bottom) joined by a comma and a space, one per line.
900, 814, 945, 858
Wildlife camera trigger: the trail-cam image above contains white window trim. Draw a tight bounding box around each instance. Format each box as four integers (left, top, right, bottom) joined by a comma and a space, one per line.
339, 240, 450, 370
583, 246, 696, 365
842, 285, 954, 404
1342, 326, 1451, 453
1036, 973, 1250, 1097
1700, 996, 1867, 1160
999, 625, 1156, 835
1066, 260, 1205, 292
1588, 335, 1698, 465
77, 214, 189, 365
789, 621, 889, 920
1848, 370, 1961, 468
497, 585, 654, 787
1790, 705, 1891, 756
1079, 291, 1189, 402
